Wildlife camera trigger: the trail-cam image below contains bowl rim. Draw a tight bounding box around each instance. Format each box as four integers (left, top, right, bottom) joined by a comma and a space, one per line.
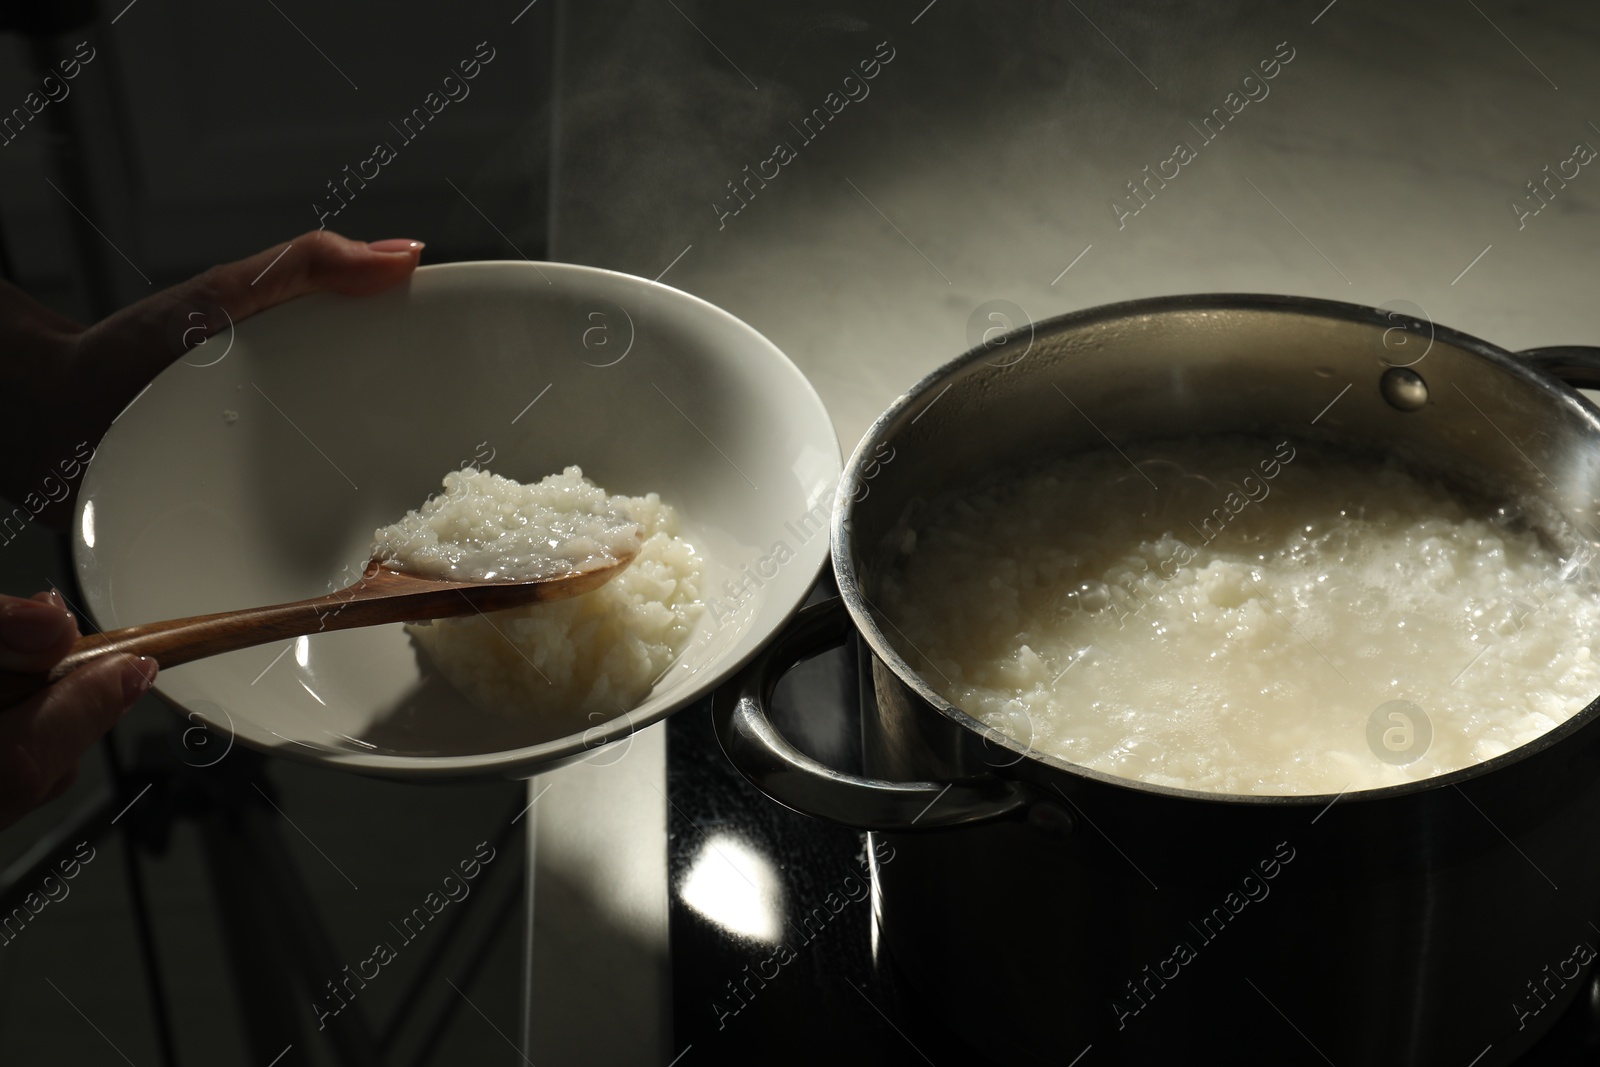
831, 290, 1600, 806
75, 259, 841, 780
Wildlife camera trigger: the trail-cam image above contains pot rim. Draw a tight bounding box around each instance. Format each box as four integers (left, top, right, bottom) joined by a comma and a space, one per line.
831, 291, 1600, 807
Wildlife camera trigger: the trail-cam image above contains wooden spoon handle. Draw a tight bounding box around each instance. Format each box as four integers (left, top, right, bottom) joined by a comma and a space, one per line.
0, 557, 630, 708
0, 587, 464, 707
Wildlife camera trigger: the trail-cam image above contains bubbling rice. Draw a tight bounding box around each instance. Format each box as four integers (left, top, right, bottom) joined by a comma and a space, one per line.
878, 438, 1600, 795
374, 467, 704, 718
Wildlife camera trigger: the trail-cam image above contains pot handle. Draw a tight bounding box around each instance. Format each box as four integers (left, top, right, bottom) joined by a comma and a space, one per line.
711, 597, 1028, 831
1516, 346, 1600, 389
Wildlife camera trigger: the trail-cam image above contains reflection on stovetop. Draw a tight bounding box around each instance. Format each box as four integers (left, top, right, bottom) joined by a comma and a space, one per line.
667, 676, 990, 1064
664, 590, 1600, 1066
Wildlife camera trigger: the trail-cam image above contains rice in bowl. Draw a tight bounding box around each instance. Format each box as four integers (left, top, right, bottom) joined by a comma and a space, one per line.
374, 467, 705, 718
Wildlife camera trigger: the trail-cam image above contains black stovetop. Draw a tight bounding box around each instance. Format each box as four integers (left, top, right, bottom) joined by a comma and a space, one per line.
664, 584, 1600, 1066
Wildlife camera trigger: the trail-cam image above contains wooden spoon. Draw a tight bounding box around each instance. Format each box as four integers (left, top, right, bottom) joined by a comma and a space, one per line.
0, 547, 638, 706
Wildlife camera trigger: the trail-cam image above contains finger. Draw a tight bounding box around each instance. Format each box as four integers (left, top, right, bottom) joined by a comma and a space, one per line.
75, 230, 425, 375
190, 230, 425, 324
30, 590, 80, 633
0, 591, 77, 672
30, 591, 81, 655
0, 654, 154, 819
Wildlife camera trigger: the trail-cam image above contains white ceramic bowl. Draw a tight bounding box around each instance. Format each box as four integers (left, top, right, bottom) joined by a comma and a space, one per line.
73, 262, 839, 779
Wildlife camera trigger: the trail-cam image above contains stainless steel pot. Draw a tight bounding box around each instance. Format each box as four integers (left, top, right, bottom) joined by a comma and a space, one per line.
712, 294, 1600, 1066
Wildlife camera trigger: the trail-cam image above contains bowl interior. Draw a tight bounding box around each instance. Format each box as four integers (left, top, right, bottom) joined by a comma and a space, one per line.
75, 261, 839, 778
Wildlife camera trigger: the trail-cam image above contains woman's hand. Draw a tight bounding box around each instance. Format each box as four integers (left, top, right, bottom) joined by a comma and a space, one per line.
0, 591, 156, 830
0, 231, 422, 828
0, 231, 424, 531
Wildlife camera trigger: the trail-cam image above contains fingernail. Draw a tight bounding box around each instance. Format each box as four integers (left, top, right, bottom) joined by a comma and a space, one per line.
0, 599, 73, 652
120, 656, 158, 703
368, 239, 425, 254
31, 589, 71, 620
